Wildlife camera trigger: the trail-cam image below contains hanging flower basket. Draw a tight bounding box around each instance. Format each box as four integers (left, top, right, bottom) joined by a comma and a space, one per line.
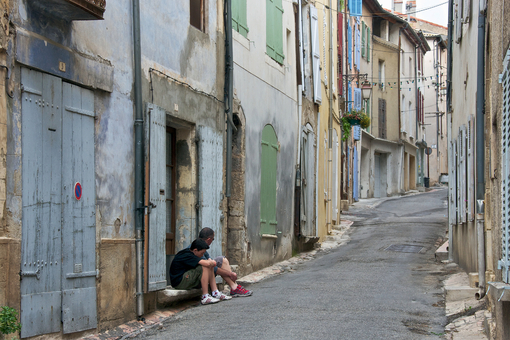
348, 118, 361, 126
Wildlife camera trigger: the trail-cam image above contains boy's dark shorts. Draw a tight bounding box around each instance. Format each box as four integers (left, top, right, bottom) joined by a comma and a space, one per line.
174, 266, 203, 290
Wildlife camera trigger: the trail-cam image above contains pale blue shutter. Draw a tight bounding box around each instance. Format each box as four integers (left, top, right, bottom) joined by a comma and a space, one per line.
354, 87, 362, 110
146, 104, 167, 291
198, 125, 224, 258
350, 0, 362, 16
311, 5, 322, 104
499, 50, 510, 283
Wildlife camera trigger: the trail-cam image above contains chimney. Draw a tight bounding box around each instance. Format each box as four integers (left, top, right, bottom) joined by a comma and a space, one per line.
393, 0, 403, 13
406, 1, 416, 14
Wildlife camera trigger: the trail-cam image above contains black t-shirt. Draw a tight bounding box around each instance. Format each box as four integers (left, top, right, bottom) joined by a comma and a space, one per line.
169, 248, 201, 287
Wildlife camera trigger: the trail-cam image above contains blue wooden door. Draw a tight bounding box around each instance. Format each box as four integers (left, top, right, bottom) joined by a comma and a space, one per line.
353, 146, 359, 202
20, 69, 97, 337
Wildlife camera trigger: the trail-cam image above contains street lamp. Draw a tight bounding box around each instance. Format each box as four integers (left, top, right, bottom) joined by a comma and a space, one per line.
361, 81, 372, 100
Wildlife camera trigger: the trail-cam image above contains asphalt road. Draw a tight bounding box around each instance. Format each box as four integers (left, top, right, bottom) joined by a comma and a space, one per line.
135, 188, 452, 340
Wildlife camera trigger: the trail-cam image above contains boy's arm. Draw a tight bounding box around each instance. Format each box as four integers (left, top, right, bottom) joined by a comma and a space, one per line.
198, 259, 216, 268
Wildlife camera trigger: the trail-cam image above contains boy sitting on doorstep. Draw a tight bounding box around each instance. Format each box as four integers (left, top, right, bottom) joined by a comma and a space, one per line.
170, 238, 231, 305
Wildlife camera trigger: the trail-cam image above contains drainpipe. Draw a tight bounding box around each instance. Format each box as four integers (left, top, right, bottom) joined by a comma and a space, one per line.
295, 0, 304, 237
132, 0, 144, 318
414, 44, 420, 187
475, 6, 486, 299
446, 0, 454, 262
224, 0, 234, 197
327, 0, 333, 233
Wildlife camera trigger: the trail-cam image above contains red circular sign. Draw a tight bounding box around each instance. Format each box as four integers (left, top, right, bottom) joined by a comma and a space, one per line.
74, 182, 82, 200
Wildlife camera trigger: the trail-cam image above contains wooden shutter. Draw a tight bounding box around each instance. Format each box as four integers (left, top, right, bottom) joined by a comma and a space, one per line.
463, 0, 471, 23
233, 0, 249, 37
349, 0, 362, 16
378, 98, 387, 139
367, 26, 370, 62
311, 5, 322, 104
361, 21, 365, 58
455, 0, 463, 43
338, 12, 344, 95
266, 0, 284, 64
261, 125, 278, 235
146, 104, 167, 292
198, 125, 224, 258
354, 87, 362, 110
467, 118, 475, 221
499, 50, 510, 283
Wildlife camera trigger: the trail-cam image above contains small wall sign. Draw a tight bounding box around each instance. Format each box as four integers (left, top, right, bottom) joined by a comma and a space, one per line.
74, 182, 82, 200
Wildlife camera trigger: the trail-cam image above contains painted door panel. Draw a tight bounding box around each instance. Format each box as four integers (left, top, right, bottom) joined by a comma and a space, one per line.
198, 125, 224, 258
20, 68, 63, 338
20, 69, 97, 337
146, 105, 167, 291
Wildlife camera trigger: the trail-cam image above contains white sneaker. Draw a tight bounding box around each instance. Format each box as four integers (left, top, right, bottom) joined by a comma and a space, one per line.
213, 292, 232, 301
201, 294, 220, 305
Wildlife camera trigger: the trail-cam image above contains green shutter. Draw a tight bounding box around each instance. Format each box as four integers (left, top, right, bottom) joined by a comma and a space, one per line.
362, 21, 365, 58
260, 125, 278, 235
232, 0, 249, 38
232, 0, 239, 32
367, 27, 370, 62
266, 0, 284, 64
266, 0, 275, 60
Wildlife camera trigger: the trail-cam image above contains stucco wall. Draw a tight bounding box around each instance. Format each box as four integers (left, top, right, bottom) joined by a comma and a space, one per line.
4, 0, 225, 335
232, 0, 298, 270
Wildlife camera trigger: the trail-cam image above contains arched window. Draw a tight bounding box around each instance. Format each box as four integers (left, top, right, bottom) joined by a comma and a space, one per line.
260, 125, 278, 235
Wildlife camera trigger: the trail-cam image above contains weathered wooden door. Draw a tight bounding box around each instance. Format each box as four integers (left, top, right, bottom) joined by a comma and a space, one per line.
300, 124, 315, 236
260, 125, 278, 235
146, 105, 167, 291
197, 125, 224, 258
20, 69, 97, 338
353, 145, 359, 202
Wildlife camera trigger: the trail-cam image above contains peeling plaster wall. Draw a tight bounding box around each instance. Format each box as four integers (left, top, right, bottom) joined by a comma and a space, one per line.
4, 0, 225, 335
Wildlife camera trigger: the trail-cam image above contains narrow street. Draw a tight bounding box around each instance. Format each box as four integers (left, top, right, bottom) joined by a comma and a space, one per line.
134, 188, 451, 340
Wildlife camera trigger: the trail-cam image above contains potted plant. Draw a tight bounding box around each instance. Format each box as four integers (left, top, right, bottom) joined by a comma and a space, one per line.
0, 306, 21, 339
341, 109, 370, 141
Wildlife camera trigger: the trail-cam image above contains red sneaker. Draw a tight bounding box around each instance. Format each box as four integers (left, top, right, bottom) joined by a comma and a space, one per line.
230, 285, 253, 297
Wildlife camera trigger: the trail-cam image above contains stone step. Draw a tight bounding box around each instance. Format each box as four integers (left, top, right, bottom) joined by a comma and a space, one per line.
435, 240, 449, 262
445, 286, 480, 302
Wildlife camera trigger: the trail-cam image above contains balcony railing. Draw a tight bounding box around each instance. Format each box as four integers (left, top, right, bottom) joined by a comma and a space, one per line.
30, 0, 106, 20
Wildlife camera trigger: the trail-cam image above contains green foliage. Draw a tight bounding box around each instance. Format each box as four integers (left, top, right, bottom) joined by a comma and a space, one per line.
360, 113, 370, 129
341, 116, 351, 142
0, 306, 21, 336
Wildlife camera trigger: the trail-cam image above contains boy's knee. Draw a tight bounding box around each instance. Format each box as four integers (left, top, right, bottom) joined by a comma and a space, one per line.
223, 257, 230, 266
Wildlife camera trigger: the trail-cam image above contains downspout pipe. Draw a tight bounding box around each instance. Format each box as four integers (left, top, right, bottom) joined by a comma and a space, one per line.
446, 0, 454, 262
224, 0, 234, 197
294, 0, 304, 237
475, 7, 486, 299
132, 0, 144, 318
328, 0, 333, 233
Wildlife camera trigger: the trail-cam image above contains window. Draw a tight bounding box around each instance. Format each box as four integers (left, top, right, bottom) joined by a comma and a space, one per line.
190, 0, 205, 31
378, 59, 385, 89
266, 0, 284, 64
232, 0, 248, 38
349, 0, 362, 16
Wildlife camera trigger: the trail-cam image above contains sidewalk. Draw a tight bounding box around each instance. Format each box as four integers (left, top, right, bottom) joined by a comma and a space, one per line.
82, 191, 489, 340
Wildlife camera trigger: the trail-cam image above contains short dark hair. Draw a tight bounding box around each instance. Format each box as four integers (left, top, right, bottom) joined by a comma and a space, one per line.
198, 227, 214, 240
190, 238, 209, 251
